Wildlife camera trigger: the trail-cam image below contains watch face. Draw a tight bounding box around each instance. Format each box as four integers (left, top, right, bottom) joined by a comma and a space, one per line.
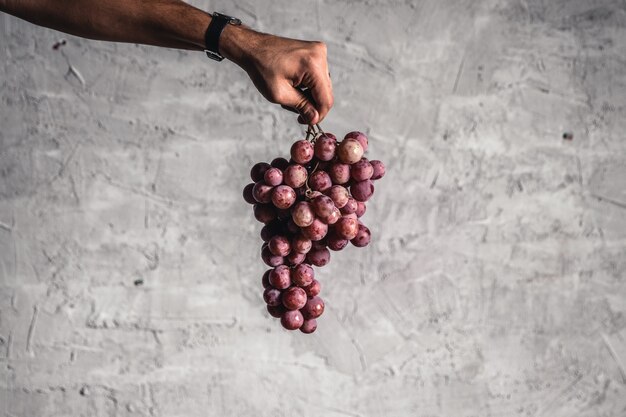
213, 12, 241, 25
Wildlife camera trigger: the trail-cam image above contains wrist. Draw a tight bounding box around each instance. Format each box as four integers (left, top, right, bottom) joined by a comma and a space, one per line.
219, 24, 264, 67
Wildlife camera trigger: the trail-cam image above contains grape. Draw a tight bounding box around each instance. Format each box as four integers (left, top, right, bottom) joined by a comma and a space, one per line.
301, 296, 325, 319
370, 160, 385, 180
334, 216, 359, 240
306, 247, 330, 267
268, 235, 291, 257
262, 246, 284, 267
311, 195, 335, 218
282, 287, 307, 310
290, 140, 314, 164
337, 138, 364, 164
324, 207, 341, 225
286, 251, 306, 266
302, 218, 328, 241
262, 269, 271, 288
292, 235, 313, 254
327, 234, 349, 251
351, 223, 371, 247
344, 131, 368, 152
267, 304, 286, 318
300, 319, 318, 334
252, 182, 273, 204
269, 265, 291, 289
314, 135, 337, 161
340, 198, 358, 215
254, 204, 277, 224
286, 218, 300, 234
264, 167, 284, 186
292, 263, 314, 287
291, 201, 315, 227
283, 164, 308, 188
350, 180, 374, 202
271, 157, 290, 170
281, 310, 304, 330
243, 183, 256, 204
303, 279, 321, 297
271, 185, 297, 209
355, 201, 367, 218
309, 171, 332, 192
351, 159, 374, 182
263, 288, 282, 306
328, 162, 351, 184
326, 185, 349, 208
260, 221, 281, 242
251, 162, 271, 182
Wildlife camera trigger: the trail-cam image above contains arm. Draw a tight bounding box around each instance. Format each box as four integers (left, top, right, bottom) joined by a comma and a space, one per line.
0, 0, 333, 124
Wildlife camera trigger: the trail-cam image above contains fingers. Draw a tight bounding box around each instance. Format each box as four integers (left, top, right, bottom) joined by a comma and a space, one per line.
308, 70, 333, 123
281, 86, 320, 125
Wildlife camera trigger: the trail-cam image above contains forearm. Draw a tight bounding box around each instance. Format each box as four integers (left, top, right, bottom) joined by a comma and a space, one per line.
0, 0, 213, 50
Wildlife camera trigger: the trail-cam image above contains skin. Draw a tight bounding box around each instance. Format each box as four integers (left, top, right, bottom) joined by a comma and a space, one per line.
0, 0, 333, 124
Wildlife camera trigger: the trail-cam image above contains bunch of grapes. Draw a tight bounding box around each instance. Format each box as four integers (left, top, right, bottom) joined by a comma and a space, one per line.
243, 125, 385, 333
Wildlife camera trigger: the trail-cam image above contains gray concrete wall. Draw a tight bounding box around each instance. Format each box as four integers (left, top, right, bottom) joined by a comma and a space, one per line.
2, 0, 626, 416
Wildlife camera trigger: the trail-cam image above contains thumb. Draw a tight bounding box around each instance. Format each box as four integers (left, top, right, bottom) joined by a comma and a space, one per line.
283, 87, 319, 125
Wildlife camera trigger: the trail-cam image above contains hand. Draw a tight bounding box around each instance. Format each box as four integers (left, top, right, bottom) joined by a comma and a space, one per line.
221, 26, 333, 125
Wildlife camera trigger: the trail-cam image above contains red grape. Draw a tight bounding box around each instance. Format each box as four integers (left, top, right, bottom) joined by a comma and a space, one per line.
328, 162, 350, 184
344, 131, 368, 152
303, 279, 321, 297
311, 195, 335, 218
314, 135, 337, 161
334, 216, 359, 240
283, 164, 308, 188
300, 319, 318, 334
252, 182, 273, 204
251, 162, 271, 182
262, 269, 271, 288
351, 223, 371, 247
267, 304, 286, 318
302, 218, 328, 241
350, 180, 374, 202
282, 287, 307, 310
355, 201, 367, 218
271, 185, 297, 209
326, 185, 349, 208
292, 263, 314, 287
264, 167, 283, 186
301, 296, 325, 319
262, 246, 284, 267
263, 288, 282, 306
290, 140, 314, 164
309, 170, 332, 192
327, 234, 349, 251
291, 201, 315, 227
340, 198, 358, 215
243, 183, 256, 204
370, 160, 385, 180
281, 309, 304, 330
254, 204, 277, 224
268, 235, 291, 257
269, 265, 291, 289
306, 247, 330, 267
271, 157, 290, 170
292, 235, 313, 254
337, 138, 364, 164
351, 159, 373, 182
286, 251, 306, 266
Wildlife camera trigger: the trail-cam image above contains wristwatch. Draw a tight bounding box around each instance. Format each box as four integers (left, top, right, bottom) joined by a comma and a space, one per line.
204, 12, 242, 61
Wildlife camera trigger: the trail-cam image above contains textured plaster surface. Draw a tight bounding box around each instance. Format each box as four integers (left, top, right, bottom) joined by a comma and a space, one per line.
2, 1, 626, 416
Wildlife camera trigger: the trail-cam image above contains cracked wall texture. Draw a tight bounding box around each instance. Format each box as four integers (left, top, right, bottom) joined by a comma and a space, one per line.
2, 0, 626, 416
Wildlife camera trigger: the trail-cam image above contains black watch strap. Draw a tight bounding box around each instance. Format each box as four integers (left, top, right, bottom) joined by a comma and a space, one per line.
204, 12, 241, 61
